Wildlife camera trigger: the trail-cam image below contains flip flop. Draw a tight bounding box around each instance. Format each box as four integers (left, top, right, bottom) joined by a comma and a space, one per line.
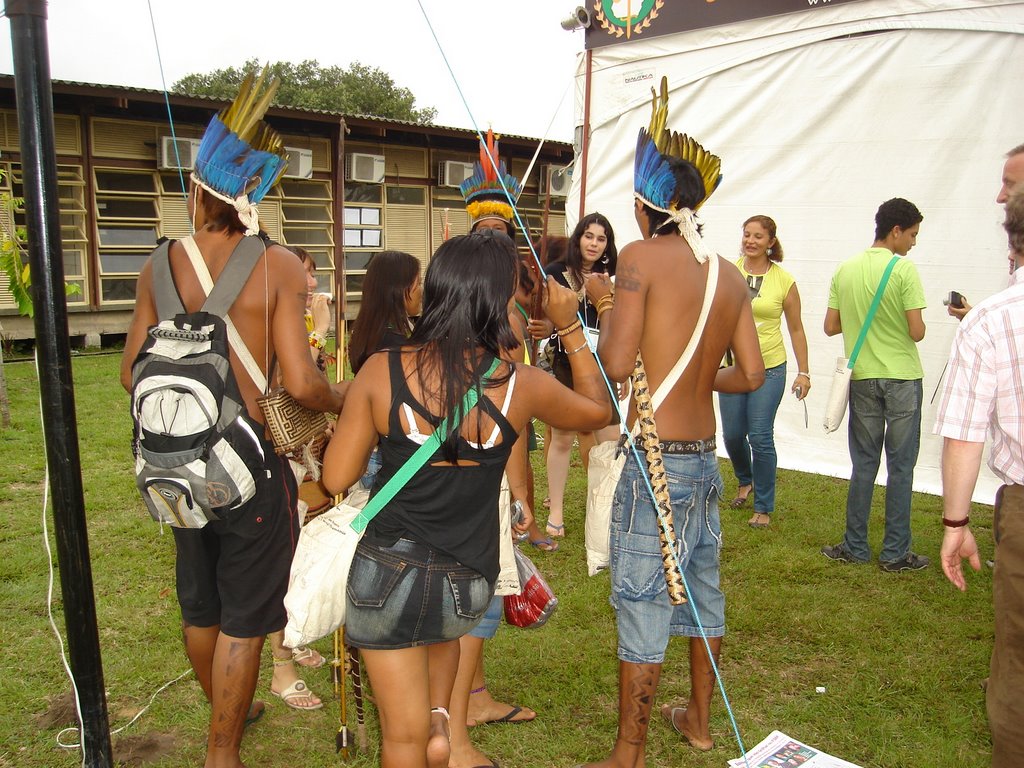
545, 522, 565, 538
529, 537, 559, 552
271, 679, 323, 711
661, 705, 713, 752
473, 705, 536, 726
292, 645, 325, 668
244, 700, 265, 730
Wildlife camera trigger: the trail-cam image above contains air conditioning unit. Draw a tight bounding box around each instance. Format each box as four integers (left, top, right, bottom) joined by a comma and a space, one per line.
345, 152, 385, 184
438, 160, 474, 188
159, 136, 201, 170
283, 147, 314, 179
541, 165, 571, 197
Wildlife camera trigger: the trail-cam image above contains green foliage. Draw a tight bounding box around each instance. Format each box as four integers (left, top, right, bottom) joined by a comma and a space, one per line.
0, 169, 82, 318
0, 354, 998, 767
173, 58, 438, 124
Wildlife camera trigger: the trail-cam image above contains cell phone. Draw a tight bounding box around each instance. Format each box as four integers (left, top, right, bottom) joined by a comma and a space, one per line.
942, 290, 965, 309
511, 499, 524, 527
794, 386, 803, 399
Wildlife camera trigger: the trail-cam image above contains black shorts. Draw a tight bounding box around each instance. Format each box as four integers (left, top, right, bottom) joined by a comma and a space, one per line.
172, 448, 299, 638
552, 350, 573, 388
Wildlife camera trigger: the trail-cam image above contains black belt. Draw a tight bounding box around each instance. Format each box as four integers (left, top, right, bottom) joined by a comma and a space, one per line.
658, 437, 716, 455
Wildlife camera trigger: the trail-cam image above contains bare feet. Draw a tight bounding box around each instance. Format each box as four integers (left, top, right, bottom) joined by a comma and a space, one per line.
448, 739, 498, 768
466, 686, 536, 726
660, 704, 713, 751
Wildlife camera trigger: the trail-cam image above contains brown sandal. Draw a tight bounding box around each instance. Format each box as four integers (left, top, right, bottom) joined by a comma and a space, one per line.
729, 485, 752, 508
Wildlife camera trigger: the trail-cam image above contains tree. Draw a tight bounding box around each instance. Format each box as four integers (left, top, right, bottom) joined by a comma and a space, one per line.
173, 59, 437, 124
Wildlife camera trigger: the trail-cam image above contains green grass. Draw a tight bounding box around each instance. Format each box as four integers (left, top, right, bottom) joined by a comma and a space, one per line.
0, 354, 995, 767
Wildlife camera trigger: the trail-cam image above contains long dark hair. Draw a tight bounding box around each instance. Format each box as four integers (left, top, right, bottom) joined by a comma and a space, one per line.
349, 250, 420, 374
408, 230, 517, 461
566, 212, 617, 285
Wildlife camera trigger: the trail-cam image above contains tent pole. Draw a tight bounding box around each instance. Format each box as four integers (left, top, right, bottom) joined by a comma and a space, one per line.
578, 48, 593, 220
5, 1, 113, 765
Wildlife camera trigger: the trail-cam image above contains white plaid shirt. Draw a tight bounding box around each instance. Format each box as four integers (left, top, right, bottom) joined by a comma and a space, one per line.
934, 266, 1024, 485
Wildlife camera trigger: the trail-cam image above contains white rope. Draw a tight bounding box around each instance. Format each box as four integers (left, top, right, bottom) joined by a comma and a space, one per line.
190, 173, 261, 237
633, 193, 713, 264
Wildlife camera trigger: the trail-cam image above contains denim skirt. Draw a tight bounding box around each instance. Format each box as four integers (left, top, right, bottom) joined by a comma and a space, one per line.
345, 537, 494, 650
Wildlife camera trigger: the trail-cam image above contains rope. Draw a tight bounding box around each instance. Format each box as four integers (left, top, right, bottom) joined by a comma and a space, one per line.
146, 0, 189, 206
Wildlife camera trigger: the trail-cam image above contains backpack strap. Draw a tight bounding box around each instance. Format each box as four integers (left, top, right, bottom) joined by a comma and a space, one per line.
148, 241, 181, 321
180, 235, 269, 392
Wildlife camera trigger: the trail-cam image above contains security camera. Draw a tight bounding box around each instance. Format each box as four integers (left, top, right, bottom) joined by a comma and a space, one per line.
560, 5, 592, 31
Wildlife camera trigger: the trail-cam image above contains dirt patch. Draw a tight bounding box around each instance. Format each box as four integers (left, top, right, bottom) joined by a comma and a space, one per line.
33, 691, 78, 728
112, 733, 178, 765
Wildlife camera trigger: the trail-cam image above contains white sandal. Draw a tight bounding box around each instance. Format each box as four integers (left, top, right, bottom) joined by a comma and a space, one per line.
291, 645, 326, 668
271, 679, 323, 710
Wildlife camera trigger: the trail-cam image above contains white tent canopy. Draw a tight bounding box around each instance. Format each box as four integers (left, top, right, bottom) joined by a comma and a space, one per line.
569, 0, 1024, 502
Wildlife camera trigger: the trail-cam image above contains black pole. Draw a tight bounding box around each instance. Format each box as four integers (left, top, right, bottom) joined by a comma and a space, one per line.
5, 1, 113, 765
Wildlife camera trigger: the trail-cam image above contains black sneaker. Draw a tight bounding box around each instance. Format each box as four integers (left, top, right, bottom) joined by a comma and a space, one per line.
879, 552, 930, 572
821, 544, 866, 564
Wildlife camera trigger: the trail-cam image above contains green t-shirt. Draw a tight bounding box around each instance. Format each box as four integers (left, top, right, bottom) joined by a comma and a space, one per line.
827, 247, 925, 380
735, 257, 795, 369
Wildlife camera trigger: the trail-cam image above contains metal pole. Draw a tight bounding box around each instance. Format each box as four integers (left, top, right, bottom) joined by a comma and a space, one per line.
5, 1, 113, 765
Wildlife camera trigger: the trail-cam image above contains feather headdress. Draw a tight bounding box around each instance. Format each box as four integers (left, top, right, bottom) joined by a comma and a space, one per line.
633, 76, 722, 261
192, 66, 289, 235
459, 129, 522, 229
634, 77, 721, 212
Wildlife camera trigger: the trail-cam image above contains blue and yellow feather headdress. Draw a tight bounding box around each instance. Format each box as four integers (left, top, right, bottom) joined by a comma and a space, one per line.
192, 66, 289, 235
633, 77, 722, 261
460, 129, 522, 229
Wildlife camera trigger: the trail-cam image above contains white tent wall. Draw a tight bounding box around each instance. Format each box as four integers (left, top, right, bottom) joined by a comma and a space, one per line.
569, 0, 1024, 503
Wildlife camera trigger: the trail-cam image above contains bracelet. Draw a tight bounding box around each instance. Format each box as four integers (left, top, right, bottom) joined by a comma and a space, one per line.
596, 295, 614, 312
555, 319, 582, 337
597, 304, 613, 318
797, 372, 810, 379
566, 339, 590, 355
942, 516, 970, 528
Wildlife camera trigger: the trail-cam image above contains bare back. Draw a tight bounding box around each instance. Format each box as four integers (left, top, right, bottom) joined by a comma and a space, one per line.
599, 231, 757, 441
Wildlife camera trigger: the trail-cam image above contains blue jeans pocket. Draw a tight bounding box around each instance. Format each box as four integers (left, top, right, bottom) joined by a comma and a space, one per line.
885, 379, 921, 417
446, 570, 492, 621
347, 549, 408, 608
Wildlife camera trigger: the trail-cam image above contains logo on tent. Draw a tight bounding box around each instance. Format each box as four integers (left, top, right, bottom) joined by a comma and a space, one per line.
594, 0, 664, 39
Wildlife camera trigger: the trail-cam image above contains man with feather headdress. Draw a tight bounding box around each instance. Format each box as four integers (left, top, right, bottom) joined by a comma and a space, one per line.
580, 77, 763, 763
121, 68, 346, 767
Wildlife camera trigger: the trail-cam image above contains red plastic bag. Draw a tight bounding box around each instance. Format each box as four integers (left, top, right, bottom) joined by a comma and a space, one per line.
503, 545, 558, 628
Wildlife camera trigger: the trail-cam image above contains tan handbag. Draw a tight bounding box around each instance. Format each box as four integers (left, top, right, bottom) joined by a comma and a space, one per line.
257, 388, 331, 456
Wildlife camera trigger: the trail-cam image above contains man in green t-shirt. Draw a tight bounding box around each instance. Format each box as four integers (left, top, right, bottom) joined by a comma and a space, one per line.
821, 198, 930, 572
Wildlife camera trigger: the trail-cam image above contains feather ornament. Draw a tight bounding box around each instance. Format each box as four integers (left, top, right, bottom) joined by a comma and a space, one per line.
635, 76, 722, 211
193, 64, 289, 204
460, 128, 522, 224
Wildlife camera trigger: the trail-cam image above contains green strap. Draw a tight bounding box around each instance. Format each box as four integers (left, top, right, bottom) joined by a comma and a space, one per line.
847, 255, 899, 369
349, 356, 503, 534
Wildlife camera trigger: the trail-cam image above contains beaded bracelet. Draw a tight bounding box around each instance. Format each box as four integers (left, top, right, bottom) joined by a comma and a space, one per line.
942, 516, 969, 528
597, 304, 613, 319
566, 339, 590, 355
596, 296, 614, 315
556, 319, 582, 337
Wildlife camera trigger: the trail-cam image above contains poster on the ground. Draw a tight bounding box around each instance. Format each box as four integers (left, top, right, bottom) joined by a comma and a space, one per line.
728, 730, 861, 768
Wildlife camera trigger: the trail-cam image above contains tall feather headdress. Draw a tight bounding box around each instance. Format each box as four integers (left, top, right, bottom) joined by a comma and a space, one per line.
192, 65, 289, 234
633, 76, 722, 262
634, 77, 721, 212
459, 129, 522, 230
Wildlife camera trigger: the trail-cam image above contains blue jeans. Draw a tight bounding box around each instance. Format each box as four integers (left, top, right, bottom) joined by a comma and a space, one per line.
345, 537, 493, 649
609, 450, 724, 665
842, 378, 922, 563
719, 362, 787, 514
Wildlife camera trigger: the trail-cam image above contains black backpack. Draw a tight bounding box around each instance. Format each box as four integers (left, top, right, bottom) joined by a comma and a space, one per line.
129, 236, 266, 527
